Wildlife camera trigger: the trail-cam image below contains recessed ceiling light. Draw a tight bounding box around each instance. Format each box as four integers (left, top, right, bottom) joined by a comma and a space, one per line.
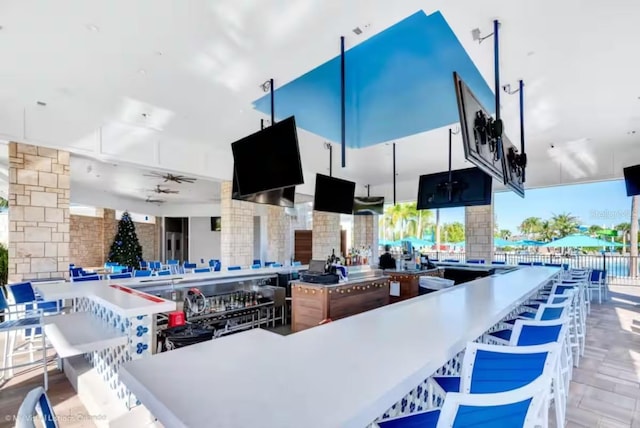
86, 24, 100, 32
141, 113, 150, 118
36, 101, 46, 106
352, 27, 362, 35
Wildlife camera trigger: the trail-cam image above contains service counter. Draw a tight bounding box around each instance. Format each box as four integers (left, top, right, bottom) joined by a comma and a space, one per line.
384, 268, 443, 303
291, 276, 389, 332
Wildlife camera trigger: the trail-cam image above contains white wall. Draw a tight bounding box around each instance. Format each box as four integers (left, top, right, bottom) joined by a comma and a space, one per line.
189, 217, 221, 263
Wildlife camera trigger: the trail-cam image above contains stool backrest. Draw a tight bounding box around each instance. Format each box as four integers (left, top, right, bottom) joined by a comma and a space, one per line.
72, 274, 100, 282
461, 342, 558, 395
510, 319, 569, 347
157, 269, 171, 276
9, 282, 35, 304
16, 386, 58, 428
134, 270, 153, 278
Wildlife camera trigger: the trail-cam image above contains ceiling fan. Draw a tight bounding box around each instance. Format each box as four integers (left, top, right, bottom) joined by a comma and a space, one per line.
143, 172, 197, 184
151, 185, 179, 194
145, 197, 165, 204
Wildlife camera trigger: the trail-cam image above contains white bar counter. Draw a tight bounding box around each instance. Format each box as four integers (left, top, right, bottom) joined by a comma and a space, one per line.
120, 266, 559, 428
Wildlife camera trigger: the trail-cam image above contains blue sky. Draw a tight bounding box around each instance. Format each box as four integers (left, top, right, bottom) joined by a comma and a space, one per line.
438, 179, 633, 233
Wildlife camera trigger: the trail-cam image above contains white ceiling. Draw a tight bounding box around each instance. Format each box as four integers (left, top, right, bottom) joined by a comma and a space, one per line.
0, 0, 639, 204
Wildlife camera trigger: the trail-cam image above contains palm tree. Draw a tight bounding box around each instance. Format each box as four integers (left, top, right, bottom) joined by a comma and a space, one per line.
551, 212, 579, 238
538, 220, 556, 242
0, 197, 7, 209
631, 196, 638, 278
615, 222, 631, 254
498, 229, 512, 240
519, 217, 542, 238
442, 222, 465, 244
588, 225, 602, 237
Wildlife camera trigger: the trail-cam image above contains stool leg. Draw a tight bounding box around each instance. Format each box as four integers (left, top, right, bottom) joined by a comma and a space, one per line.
42, 331, 48, 391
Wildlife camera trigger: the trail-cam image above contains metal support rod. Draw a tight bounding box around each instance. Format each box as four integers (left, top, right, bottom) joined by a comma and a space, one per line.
493, 20, 500, 123
519, 79, 526, 182
340, 36, 346, 168
366, 185, 370, 197
329, 145, 333, 177
448, 128, 453, 201
392, 143, 396, 205
270, 78, 275, 125
260, 119, 264, 130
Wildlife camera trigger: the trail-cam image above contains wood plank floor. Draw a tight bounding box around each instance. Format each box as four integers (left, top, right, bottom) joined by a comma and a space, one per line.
2, 285, 640, 427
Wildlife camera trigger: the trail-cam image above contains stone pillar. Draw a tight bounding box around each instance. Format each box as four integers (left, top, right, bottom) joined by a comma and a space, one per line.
8, 142, 70, 281
220, 181, 254, 267
267, 206, 286, 264
312, 211, 340, 260
465, 203, 494, 263
352, 215, 379, 265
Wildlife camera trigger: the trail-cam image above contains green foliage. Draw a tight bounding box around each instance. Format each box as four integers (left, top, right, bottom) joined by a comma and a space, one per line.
497, 229, 512, 240
0, 243, 7, 286
441, 222, 465, 243
107, 211, 143, 269
380, 203, 435, 241
551, 212, 579, 238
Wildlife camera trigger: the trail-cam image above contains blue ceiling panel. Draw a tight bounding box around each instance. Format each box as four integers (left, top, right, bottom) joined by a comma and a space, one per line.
253, 10, 494, 149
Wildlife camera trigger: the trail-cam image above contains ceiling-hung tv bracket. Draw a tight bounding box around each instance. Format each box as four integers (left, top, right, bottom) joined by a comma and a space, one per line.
340, 36, 346, 168
365, 184, 370, 197
445, 127, 461, 202
502, 80, 528, 182
471, 20, 503, 163
324, 142, 333, 177
259, 78, 276, 125
392, 142, 397, 205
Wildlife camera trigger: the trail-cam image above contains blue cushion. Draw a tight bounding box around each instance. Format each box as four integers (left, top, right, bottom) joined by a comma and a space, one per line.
432, 376, 461, 393
377, 410, 440, 428
519, 312, 536, 319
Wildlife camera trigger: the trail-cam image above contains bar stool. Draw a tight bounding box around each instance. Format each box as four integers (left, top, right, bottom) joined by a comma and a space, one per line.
15, 386, 58, 428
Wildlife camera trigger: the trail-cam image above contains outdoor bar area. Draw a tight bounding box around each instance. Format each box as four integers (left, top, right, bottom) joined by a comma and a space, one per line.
2, 2, 640, 428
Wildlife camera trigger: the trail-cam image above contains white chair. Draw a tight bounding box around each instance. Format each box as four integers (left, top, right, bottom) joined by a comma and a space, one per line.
0, 289, 48, 390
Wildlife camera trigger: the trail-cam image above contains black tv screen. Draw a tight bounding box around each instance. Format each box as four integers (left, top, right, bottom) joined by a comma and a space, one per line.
353, 196, 384, 215
231, 116, 304, 196
453, 72, 506, 185
624, 165, 640, 196
314, 174, 355, 214
417, 167, 492, 210
211, 217, 221, 231
232, 167, 295, 207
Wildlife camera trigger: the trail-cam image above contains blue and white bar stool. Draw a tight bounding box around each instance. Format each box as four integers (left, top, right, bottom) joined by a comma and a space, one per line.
15, 386, 58, 428
378, 375, 551, 428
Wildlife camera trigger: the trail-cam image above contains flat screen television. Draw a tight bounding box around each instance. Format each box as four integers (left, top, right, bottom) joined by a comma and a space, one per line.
353, 196, 384, 215
502, 135, 525, 198
231, 116, 304, 196
623, 164, 640, 196
313, 174, 356, 214
453, 72, 506, 185
210, 217, 221, 231
416, 167, 492, 210
232, 166, 295, 207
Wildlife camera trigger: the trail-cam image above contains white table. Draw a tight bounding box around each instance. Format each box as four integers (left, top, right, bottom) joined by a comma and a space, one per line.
120, 267, 560, 428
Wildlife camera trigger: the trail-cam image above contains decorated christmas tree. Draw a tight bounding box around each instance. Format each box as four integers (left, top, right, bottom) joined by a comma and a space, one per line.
108, 211, 143, 269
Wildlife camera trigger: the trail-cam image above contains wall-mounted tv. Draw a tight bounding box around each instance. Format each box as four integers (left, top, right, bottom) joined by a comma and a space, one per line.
416, 167, 492, 210
313, 174, 355, 214
453, 72, 506, 185
623, 164, 640, 196
353, 196, 384, 215
232, 167, 295, 207
210, 216, 221, 231
231, 116, 304, 196
502, 135, 525, 198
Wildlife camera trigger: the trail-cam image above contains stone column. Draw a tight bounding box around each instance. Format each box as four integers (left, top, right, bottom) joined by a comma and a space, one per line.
465, 204, 494, 263
8, 142, 70, 281
312, 211, 340, 260
220, 181, 254, 267
267, 206, 286, 264
352, 215, 379, 265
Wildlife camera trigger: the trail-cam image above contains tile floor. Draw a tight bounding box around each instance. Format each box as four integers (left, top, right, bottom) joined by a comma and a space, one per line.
1, 285, 640, 427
